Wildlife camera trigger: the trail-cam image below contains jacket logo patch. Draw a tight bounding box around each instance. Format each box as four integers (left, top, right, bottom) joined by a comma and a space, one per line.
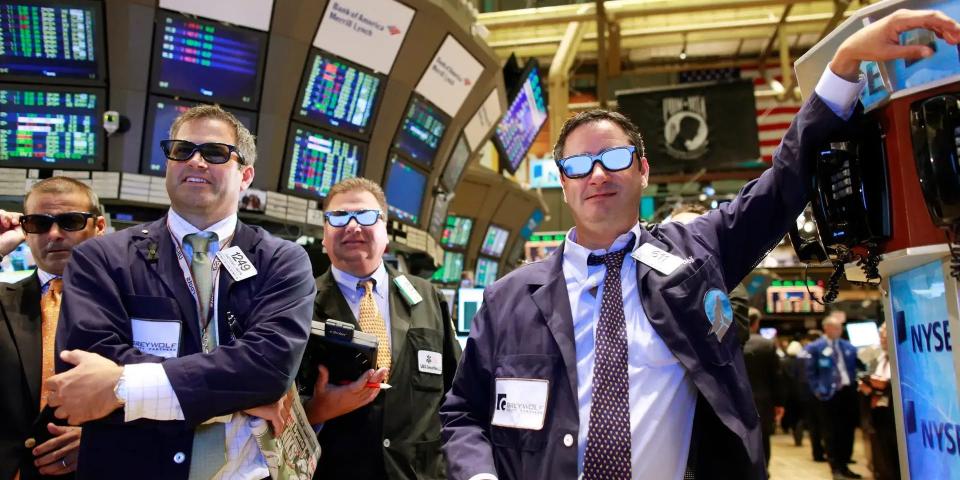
704, 288, 733, 341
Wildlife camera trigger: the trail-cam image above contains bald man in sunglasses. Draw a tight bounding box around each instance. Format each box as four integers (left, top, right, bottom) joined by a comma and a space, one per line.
441, 10, 960, 480
41, 105, 316, 480
0, 176, 105, 479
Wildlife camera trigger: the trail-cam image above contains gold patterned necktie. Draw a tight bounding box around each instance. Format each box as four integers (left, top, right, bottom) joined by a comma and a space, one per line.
39, 277, 63, 409
358, 279, 391, 374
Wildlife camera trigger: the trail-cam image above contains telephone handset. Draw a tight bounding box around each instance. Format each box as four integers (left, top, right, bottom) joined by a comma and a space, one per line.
788, 203, 828, 263
910, 94, 960, 227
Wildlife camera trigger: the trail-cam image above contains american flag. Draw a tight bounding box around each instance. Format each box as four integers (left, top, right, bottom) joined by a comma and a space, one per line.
679, 65, 801, 164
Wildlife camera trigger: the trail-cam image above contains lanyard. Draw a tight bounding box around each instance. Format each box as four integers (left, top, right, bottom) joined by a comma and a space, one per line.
168, 223, 224, 353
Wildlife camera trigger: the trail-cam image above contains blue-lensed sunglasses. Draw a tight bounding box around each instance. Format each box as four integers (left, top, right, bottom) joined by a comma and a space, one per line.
555, 145, 636, 179
324, 209, 383, 227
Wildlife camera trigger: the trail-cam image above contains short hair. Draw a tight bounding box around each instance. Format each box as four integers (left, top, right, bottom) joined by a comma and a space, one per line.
748, 307, 762, 327
822, 315, 842, 328
324, 177, 388, 215
553, 109, 646, 161
169, 104, 257, 167
24, 177, 101, 216
670, 203, 708, 217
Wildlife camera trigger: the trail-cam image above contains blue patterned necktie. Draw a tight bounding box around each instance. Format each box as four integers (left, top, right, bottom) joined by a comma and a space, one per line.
583, 245, 632, 480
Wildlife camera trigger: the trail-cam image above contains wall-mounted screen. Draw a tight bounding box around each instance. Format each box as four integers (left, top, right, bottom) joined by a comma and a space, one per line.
393, 94, 449, 167
457, 287, 484, 333
440, 134, 471, 191
480, 224, 509, 258
427, 193, 452, 241
494, 59, 547, 174
140, 95, 258, 176
0, 84, 103, 169
441, 215, 472, 249
384, 155, 426, 226
846, 321, 880, 348
294, 49, 383, 140
475, 256, 499, 288
519, 209, 544, 240
0, 0, 106, 83
281, 122, 363, 200
431, 250, 463, 285
149, 10, 267, 109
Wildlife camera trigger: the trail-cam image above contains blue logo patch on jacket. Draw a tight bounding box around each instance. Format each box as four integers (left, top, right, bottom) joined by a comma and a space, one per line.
704, 288, 733, 341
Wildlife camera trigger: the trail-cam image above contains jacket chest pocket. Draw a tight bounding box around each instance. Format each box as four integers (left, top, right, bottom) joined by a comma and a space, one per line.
406, 328, 444, 392
662, 256, 738, 366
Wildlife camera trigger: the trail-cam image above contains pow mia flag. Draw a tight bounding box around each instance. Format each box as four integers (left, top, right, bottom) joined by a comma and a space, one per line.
617, 79, 760, 174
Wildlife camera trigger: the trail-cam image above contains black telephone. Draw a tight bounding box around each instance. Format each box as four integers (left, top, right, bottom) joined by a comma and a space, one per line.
910, 93, 960, 279
788, 203, 828, 263
811, 118, 892, 253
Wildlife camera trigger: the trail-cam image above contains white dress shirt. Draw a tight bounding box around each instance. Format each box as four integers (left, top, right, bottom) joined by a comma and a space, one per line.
330, 262, 392, 338
37, 268, 59, 292
118, 208, 269, 480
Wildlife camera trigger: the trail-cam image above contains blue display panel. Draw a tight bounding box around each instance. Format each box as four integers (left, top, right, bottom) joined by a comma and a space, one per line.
480, 224, 509, 258
431, 250, 463, 284
440, 134, 471, 191
281, 123, 363, 200
294, 49, 383, 140
150, 10, 267, 109
519, 209, 543, 240
494, 61, 547, 174
890, 0, 960, 91
889, 260, 960, 479
0, 84, 103, 169
0, 0, 105, 83
384, 155, 427, 226
393, 94, 449, 167
475, 256, 499, 287
140, 95, 257, 176
441, 215, 472, 249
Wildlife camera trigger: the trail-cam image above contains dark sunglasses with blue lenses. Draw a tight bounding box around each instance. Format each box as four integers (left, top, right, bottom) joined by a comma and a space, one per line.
160, 140, 245, 165
324, 209, 383, 227
20, 212, 96, 234
556, 145, 637, 179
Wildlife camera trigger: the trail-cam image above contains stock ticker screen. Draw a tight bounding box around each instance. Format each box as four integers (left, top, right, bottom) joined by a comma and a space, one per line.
393, 94, 449, 167
441, 215, 473, 249
283, 123, 362, 200
475, 256, 499, 288
140, 95, 257, 176
0, 1, 103, 82
480, 225, 510, 258
296, 50, 382, 139
0, 85, 102, 168
150, 11, 266, 108
495, 66, 548, 173
384, 155, 427, 225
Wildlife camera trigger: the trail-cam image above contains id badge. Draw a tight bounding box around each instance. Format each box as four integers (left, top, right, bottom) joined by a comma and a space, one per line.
491, 378, 549, 430
131, 318, 182, 358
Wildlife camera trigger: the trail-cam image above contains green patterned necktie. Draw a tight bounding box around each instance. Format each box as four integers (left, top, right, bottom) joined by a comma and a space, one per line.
184, 232, 226, 480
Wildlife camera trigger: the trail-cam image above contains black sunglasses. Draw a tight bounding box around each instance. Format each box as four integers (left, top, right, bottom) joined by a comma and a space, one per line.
324, 210, 383, 227
21, 212, 96, 234
160, 140, 245, 165
556, 145, 636, 179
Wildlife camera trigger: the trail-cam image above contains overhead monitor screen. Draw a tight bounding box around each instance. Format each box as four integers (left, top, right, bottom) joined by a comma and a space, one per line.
0, 0, 105, 83
441, 215, 472, 249
480, 224, 509, 258
295, 49, 383, 139
457, 287, 484, 333
475, 256, 499, 288
0, 84, 103, 168
427, 193, 452, 241
441, 134, 471, 191
431, 250, 464, 285
282, 123, 363, 200
393, 94, 449, 167
140, 95, 257, 176
494, 61, 547, 174
846, 321, 881, 348
384, 155, 427, 225
150, 10, 267, 109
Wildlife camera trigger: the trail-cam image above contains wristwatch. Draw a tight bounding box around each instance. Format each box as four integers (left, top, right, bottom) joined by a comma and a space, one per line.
113, 369, 127, 407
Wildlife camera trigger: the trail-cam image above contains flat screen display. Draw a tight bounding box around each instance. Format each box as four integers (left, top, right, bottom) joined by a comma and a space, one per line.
431, 250, 463, 285
480, 225, 509, 258
494, 60, 547, 174
441, 216, 472, 249
846, 321, 881, 348
519, 209, 544, 240
427, 193, 452, 241
384, 155, 426, 225
140, 95, 257, 176
150, 10, 267, 108
457, 287, 484, 333
282, 123, 363, 200
0, 0, 105, 83
441, 134, 471, 191
475, 256, 499, 288
393, 94, 449, 167
0, 84, 103, 168
295, 49, 383, 139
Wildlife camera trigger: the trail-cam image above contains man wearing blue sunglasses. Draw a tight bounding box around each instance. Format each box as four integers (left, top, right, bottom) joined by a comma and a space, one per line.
442, 9, 960, 480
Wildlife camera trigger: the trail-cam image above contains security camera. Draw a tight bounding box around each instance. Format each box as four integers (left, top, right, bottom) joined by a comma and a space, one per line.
103, 111, 130, 136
